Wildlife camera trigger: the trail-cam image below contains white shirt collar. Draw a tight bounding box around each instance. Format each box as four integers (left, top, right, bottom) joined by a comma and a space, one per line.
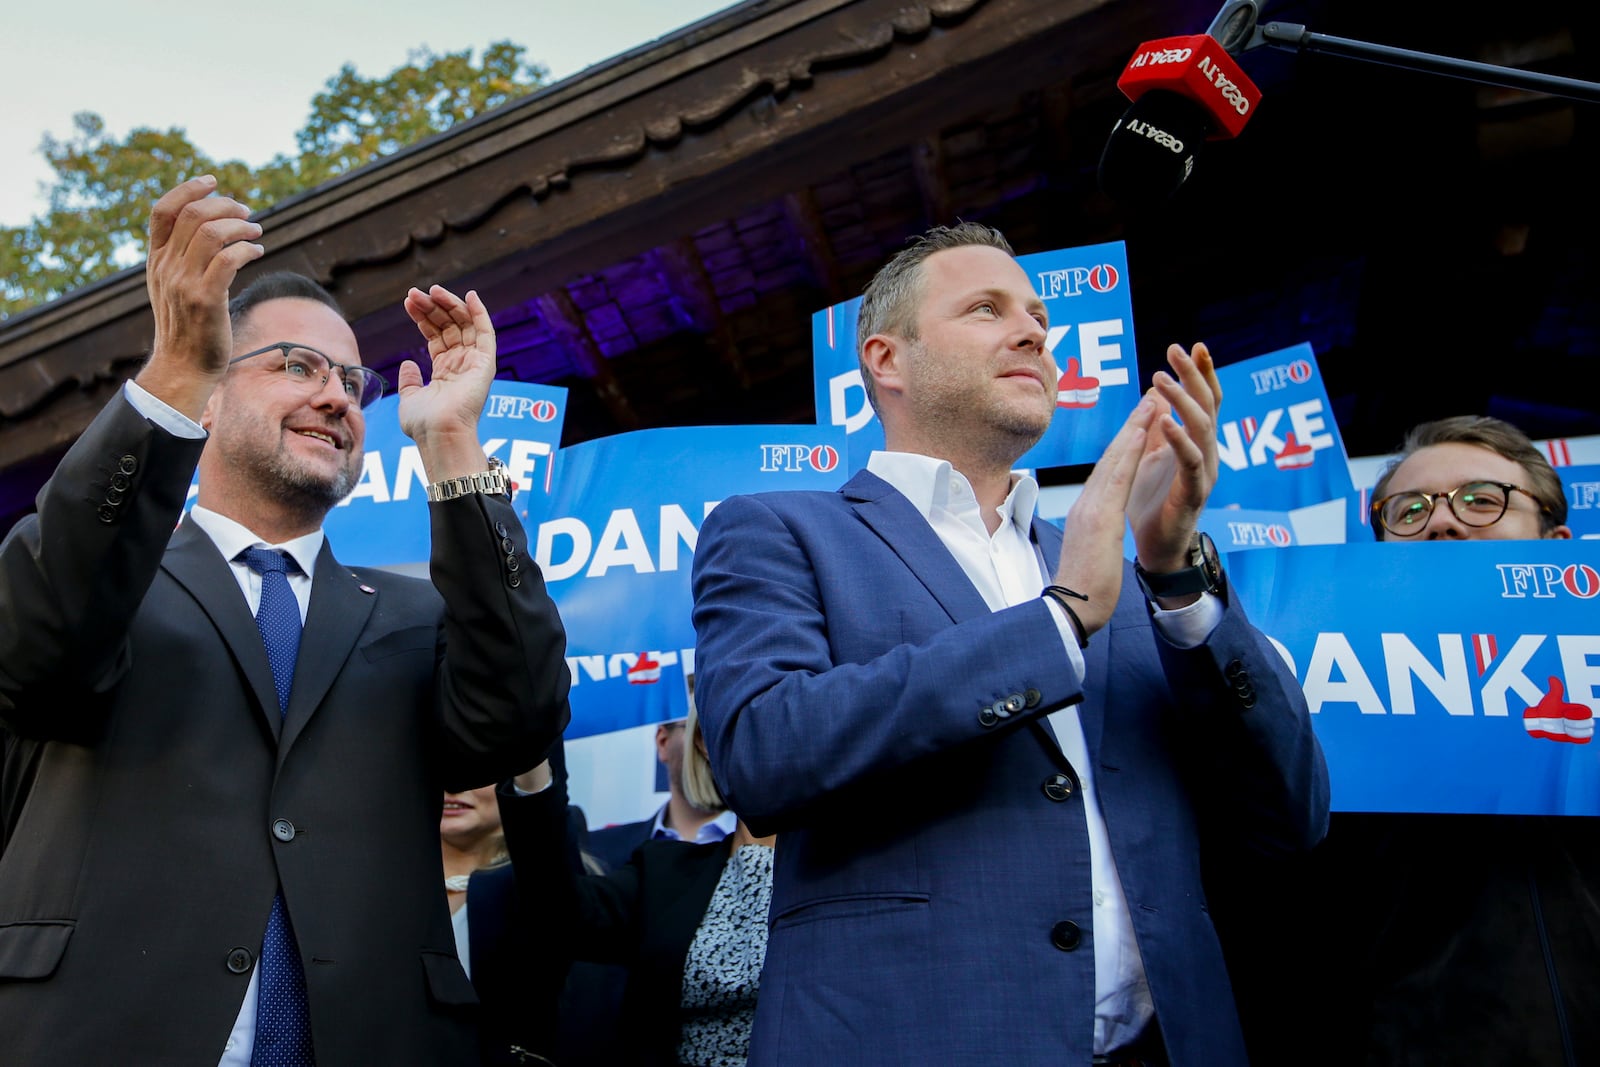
866, 451, 1039, 536
188, 505, 325, 576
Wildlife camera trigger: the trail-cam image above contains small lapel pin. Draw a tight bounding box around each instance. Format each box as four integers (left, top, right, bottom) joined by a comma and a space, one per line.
351, 573, 377, 594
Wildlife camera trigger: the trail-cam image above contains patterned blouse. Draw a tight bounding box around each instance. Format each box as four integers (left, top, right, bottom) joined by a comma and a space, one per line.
676, 844, 775, 1066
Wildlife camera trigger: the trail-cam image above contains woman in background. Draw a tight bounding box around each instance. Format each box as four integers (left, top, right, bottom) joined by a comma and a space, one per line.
504, 702, 774, 1067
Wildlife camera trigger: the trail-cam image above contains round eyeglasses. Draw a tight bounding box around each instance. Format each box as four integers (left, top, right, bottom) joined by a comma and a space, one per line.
228, 342, 387, 408
1371, 480, 1544, 537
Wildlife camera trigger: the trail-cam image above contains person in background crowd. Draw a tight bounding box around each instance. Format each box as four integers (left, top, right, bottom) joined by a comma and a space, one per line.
586, 714, 737, 872
506, 702, 774, 1067
688, 221, 1328, 1066
0, 175, 570, 1066
1220, 415, 1591, 1067
559, 703, 737, 1067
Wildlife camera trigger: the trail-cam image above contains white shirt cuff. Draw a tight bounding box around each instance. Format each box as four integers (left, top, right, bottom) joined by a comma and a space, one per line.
1150, 592, 1223, 649
124, 380, 206, 440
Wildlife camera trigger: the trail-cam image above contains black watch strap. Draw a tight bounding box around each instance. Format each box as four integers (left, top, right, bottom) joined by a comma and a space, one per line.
1134, 532, 1221, 600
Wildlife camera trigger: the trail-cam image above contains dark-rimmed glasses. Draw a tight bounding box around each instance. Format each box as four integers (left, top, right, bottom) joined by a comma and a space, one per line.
228, 342, 386, 408
1371, 480, 1545, 537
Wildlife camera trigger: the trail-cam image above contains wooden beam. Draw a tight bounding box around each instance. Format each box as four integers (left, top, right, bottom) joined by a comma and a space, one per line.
534, 289, 642, 432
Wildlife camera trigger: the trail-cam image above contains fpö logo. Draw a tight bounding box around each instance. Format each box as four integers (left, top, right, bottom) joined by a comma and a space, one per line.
1224, 521, 1292, 548
1249, 359, 1313, 395
1036, 264, 1121, 299
760, 444, 840, 473
486, 395, 559, 422
1498, 562, 1600, 599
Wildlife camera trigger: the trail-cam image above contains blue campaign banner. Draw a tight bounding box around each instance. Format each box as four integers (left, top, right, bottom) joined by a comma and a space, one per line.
1227, 540, 1600, 815
1204, 508, 1300, 552
185, 380, 567, 567
1118, 506, 1300, 560
1561, 463, 1600, 539
812, 242, 1140, 472
323, 381, 567, 566
1210, 344, 1355, 511
532, 424, 848, 740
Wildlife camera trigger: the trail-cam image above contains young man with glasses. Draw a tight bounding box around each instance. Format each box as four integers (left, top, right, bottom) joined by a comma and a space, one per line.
0, 176, 571, 1066
1369, 415, 1572, 541
1237, 415, 1591, 1067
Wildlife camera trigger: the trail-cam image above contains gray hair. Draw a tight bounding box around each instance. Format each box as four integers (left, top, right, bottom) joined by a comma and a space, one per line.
855, 222, 1015, 412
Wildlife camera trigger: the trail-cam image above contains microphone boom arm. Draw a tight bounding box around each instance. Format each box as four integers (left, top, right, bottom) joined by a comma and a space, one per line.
1255, 21, 1600, 104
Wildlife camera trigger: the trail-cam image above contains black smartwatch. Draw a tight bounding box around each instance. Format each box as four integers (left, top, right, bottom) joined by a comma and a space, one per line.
1134, 531, 1222, 600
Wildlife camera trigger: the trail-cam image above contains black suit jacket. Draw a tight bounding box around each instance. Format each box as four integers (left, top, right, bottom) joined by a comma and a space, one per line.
0, 394, 570, 1066
501, 786, 731, 1067
584, 813, 656, 873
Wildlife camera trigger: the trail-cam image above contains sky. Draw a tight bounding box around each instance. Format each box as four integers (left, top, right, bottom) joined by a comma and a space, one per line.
1, 0, 740, 227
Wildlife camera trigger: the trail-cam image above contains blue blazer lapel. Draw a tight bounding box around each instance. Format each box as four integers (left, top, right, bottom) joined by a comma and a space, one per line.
162, 518, 283, 741
279, 541, 377, 756
842, 469, 991, 624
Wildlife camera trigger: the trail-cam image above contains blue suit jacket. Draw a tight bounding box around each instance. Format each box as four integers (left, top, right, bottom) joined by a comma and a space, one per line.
689, 469, 1329, 1067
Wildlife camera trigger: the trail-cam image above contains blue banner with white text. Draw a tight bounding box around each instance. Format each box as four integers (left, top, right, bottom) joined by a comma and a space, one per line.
1211, 344, 1355, 512
532, 424, 848, 739
1228, 540, 1600, 815
812, 242, 1140, 473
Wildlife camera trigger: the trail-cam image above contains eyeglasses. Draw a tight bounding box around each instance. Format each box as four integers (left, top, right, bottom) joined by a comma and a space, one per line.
1371, 480, 1545, 537
229, 342, 386, 408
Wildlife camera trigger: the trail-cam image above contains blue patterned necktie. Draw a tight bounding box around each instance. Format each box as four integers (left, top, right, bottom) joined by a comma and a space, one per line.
237, 547, 314, 1066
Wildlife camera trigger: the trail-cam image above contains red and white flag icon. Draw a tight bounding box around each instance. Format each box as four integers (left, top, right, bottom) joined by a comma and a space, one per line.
1522, 677, 1593, 744
1055, 359, 1101, 410
1274, 432, 1315, 471
627, 652, 661, 685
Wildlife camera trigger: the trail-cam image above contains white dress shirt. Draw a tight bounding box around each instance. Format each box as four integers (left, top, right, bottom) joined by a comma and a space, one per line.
865, 451, 1219, 1054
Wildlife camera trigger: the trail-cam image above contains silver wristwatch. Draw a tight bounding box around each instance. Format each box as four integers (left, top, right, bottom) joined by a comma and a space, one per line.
425, 457, 511, 502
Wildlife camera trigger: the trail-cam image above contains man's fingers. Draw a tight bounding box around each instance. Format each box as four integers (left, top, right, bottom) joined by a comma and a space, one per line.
159, 191, 254, 268
199, 238, 266, 296
147, 175, 217, 253
1190, 341, 1222, 410
464, 290, 496, 358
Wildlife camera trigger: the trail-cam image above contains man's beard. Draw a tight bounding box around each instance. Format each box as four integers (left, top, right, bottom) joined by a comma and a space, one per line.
240, 436, 362, 516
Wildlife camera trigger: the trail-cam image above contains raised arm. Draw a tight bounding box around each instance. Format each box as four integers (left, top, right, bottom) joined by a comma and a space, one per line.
400, 284, 572, 788
0, 177, 261, 737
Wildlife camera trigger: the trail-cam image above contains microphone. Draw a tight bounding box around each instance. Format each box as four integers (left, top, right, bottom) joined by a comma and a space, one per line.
1098, 31, 1263, 204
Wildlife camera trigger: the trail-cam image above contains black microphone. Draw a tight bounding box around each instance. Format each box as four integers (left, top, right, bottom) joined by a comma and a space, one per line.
1098, 4, 1265, 205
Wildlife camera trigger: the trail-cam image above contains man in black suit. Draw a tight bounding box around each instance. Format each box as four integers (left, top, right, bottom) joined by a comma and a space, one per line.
0, 176, 570, 1066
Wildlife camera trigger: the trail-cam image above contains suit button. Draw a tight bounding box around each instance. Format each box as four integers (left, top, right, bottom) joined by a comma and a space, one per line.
118, 455, 138, 475
505, 554, 520, 572
500, 537, 516, 554
226, 946, 253, 973
1225, 659, 1245, 680
1051, 920, 1082, 951
271, 818, 296, 842
1002, 693, 1024, 713
978, 705, 999, 728
508, 573, 522, 588
1238, 688, 1257, 709
1024, 688, 1042, 708
1042, 773, 1074, 802
494, 521, 509, 537
110, 472, 130, 491
105, 489, 124, 505
96, 504, 117, 524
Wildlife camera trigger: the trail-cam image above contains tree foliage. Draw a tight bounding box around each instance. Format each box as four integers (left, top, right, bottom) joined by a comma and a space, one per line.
0, 41, 546, 321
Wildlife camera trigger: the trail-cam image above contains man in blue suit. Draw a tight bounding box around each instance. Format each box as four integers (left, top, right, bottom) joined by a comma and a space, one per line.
690, 223, 1328, 1066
